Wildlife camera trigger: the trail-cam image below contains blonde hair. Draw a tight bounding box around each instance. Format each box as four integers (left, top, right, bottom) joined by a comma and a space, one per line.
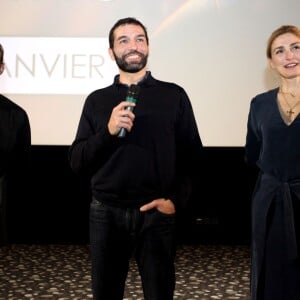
266, 25, 300, 59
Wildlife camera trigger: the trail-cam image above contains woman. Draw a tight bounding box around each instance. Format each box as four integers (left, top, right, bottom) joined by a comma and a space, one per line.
245, 25, 300, 300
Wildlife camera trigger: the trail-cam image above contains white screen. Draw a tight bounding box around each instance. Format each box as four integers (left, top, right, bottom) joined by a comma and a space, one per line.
0, 0, 299, 146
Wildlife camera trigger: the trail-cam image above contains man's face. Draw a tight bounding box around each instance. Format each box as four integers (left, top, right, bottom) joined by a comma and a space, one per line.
109, 24, 149, 73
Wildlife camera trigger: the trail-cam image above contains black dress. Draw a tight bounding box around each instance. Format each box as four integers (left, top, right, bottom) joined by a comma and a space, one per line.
245, 87, 300, 300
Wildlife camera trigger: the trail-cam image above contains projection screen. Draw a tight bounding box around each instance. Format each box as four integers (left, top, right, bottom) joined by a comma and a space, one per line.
0, 0, 299, 146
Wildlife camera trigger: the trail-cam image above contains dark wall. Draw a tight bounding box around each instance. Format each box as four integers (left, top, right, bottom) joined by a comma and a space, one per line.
7, 146, 258, 245
7, 146, 90, 245
178, 147, 258, 245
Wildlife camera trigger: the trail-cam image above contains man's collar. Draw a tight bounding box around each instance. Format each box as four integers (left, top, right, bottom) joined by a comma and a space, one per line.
114, 71, 151, 87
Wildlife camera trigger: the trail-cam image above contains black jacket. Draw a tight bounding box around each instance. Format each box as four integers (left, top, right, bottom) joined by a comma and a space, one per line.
0, 94, 31, 244
0, 94, 31, 177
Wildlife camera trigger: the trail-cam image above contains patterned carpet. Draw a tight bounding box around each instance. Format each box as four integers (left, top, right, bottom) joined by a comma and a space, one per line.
0, 244, 250, 300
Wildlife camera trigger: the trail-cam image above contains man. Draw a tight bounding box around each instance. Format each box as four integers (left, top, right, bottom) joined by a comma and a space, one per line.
69, 17, 203, 300
0, 43, 31, 245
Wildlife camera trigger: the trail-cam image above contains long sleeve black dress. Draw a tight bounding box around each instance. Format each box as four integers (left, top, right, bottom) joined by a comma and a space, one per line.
245, 87, 300, 300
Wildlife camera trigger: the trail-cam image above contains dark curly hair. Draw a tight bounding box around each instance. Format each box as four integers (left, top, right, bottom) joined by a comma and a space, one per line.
108, 17, 149, 49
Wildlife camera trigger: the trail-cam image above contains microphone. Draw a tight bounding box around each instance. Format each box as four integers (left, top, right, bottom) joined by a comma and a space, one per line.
118, 84, 140, 138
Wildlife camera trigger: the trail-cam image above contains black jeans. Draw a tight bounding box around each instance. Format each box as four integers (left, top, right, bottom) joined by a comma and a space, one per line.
89, 198, 176, 300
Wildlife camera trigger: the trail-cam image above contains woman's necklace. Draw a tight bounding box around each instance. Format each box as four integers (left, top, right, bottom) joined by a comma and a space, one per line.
279, 88, 300, 119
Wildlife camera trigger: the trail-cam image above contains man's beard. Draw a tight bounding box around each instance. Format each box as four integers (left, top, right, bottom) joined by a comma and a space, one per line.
113, 50, 148, 73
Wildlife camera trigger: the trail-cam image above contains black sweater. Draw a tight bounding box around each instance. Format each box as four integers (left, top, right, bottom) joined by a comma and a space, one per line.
69, 72, 203, 209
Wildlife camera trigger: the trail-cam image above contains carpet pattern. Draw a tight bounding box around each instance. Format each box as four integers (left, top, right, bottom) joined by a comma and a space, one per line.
0, 244, 250, 299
